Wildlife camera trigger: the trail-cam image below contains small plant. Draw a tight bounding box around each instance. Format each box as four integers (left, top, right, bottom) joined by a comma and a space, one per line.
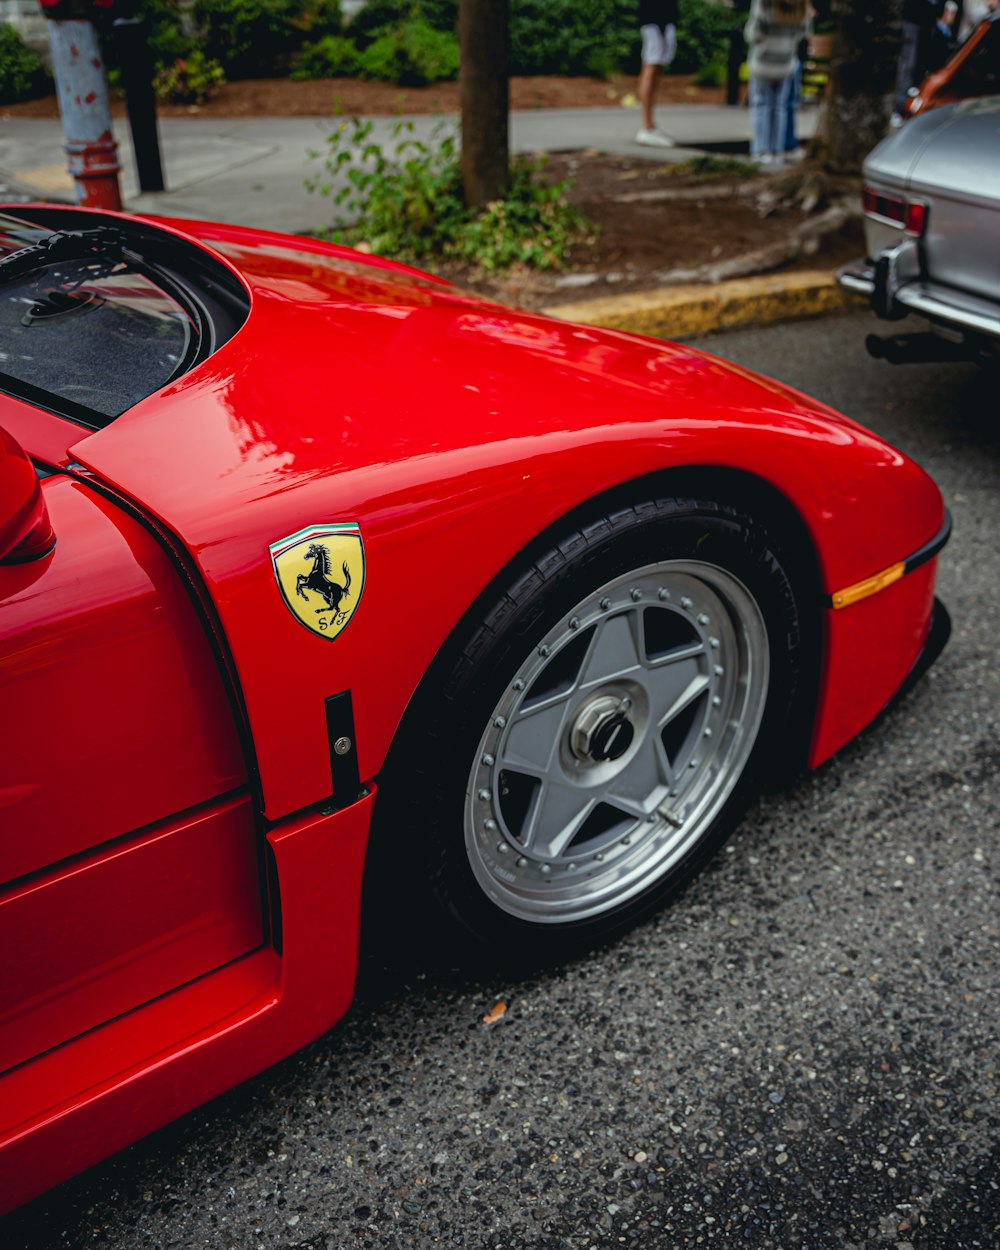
306, 112, 589, 273
676, 154, 762, 178
154, 52, 226, 105
357, 19, 458, 86
452, 157, 588, 273
0, 25, 50, 105
292, 35, 362, 79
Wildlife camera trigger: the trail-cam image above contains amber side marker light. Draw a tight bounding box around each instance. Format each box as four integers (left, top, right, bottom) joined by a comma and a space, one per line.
831, 562, 906, 610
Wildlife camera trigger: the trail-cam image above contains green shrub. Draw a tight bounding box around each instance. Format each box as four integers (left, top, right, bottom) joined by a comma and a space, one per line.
338, 0, 739, 80
508, 0, 633, 77
194, 0, 343, 77
0, 24, 50, 105
292, 34, 362, 78
306, 113, 588, 272
357, 19, 458, 86
675, 0, 743, 76
452, 156, 587, 272
154, 51, 226, 103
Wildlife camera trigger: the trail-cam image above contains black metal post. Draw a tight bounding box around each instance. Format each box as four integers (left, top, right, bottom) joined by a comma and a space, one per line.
113, 16, 165, 192
727, 31, 744, 107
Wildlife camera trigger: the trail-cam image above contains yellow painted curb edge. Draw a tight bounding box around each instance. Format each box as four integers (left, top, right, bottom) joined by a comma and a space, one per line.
542, 269, 866, 340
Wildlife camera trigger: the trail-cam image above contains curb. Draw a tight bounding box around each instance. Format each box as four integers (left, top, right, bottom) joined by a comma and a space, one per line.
541, 269, 865, 340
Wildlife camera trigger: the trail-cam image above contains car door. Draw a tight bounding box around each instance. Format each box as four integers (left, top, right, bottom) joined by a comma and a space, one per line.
0, 437, 265, 1075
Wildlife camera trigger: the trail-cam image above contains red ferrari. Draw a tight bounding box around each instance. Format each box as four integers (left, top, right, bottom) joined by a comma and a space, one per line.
0, 205, 949, 1212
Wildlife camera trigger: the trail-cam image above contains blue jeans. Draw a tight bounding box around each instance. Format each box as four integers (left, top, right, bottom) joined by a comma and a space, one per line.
750, 76, 792, 157
784, 60, 803, 152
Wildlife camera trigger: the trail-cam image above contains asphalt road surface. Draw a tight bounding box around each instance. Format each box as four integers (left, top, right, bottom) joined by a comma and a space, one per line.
4, 311, 998, 1250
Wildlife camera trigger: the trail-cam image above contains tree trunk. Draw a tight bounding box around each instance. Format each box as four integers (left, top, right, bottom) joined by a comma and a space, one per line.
823, 0, 902, 174
458, 0, 509, 208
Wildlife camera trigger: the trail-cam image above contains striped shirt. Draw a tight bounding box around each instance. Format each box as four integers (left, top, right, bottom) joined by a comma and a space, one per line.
744, 0, 810, 81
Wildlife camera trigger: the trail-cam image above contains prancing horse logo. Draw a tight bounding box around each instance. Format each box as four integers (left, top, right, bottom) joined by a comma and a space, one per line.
296, 543, 351, 614
270, 523, 365, 641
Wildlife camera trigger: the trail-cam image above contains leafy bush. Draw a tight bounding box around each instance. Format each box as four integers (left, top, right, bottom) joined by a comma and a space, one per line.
194, 0, 343, 78
508, 0, 633, 77
292, 34, 361, 78
357, 19, 458, 85
314, 0, 740, 80
306, 114, 587, 272
0, 24, 50, 105
452, 156, 587, 272
675, 0, 744, 76
154, 51, 226, 103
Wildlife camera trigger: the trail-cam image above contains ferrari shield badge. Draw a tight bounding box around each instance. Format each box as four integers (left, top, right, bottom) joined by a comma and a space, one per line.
270, 523, 366, 642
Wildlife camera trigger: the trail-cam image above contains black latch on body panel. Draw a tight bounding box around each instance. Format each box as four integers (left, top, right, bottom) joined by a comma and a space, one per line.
325, 690, 362, 809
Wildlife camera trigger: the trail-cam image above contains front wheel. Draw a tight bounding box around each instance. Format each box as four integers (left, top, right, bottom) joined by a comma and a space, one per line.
379, 496, 805, 963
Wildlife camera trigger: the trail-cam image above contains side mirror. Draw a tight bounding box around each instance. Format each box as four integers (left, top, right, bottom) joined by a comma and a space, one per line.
0, 425, 55, 563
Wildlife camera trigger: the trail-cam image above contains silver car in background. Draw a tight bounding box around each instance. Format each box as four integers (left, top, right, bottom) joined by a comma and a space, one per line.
839, 97, 1000, 364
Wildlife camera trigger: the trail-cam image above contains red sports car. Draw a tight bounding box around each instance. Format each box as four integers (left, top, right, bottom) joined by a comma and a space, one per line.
0, 204, 949, 1212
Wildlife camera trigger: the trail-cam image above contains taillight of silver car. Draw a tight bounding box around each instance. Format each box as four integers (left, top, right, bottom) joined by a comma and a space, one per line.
862, 186, 929, 236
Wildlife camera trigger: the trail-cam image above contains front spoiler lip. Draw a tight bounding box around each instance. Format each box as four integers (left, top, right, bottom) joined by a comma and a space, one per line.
881, 594, 952, 718
823, 509, 952, 610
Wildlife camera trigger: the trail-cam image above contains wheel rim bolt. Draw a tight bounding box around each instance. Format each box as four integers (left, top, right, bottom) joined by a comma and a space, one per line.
494, 715, 506, 728
538, 644, 550, 657
482, 753, 495, 766
712, 696, 722, 707
681, 596, 693, 609
709, 637, 720, 649
569, 617, 580, 630
698, 613, 710, 625
704, 727, 713, 738
658, 588, 670, 600
497, 840, 508, 853
478, 789, 491, 801
513, 679, 525, 691
516, 856, 528, 868
630, 588, 642, 601
714, 665, 724, 676
600, 597, 611, 610
540, 864, 551, 875
485, 818, 497, 831
594, 852, 604, 861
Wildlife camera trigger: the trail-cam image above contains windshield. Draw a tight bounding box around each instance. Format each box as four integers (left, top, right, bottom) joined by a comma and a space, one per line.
0, 210, 248, 426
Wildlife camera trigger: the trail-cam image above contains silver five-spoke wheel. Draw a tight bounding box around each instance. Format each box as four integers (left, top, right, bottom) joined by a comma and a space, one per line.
465, 560, 769, 924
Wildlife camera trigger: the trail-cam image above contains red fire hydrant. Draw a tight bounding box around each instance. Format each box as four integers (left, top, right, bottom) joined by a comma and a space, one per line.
38, 0, 123, 210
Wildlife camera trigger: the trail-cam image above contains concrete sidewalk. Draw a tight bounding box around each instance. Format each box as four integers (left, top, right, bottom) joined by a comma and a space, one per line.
0, 102, 855, 340
0, 103, 817, 234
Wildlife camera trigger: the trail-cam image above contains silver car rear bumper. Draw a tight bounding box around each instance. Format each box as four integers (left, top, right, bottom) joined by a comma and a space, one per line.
838, 246, 1000, 340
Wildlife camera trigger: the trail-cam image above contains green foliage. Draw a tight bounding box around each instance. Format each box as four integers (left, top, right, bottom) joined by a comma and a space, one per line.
358, 19, 458, 85
154, 51, 226, 103
674, 153, 760, 176
452, 156, 588, 273
508, 0, 633, 77
0, 25, 50, 105
306, 113, 587, 273
137, 0, 200, 66
675, 0, 744, 76
292, 34, 361, 78
193, 0, 343, 78
694, 56, 727, 88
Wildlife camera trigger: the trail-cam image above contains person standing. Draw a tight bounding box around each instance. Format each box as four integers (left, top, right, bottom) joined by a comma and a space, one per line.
744, 0, 810, 165
636, 0, 680, 147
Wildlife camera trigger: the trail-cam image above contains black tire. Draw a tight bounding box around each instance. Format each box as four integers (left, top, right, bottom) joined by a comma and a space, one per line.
371, 495, 804, 967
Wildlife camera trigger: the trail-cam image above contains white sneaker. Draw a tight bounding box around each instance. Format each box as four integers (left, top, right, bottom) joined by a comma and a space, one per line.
635, 128, 675, 148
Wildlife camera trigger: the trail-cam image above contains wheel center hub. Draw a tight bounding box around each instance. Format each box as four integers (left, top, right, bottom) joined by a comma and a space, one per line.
570, 695, 635, 763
